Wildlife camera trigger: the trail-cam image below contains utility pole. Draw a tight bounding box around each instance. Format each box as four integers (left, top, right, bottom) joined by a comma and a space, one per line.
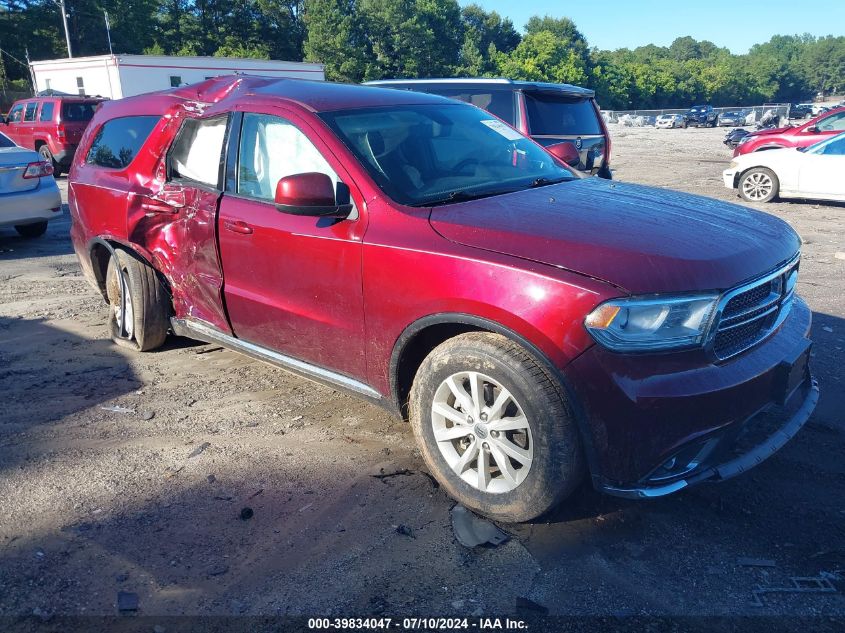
104, 10, 113, 55
54, 0, 72, 58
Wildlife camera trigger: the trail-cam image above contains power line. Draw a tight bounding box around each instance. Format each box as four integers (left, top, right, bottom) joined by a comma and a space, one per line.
0, 46, 30, 70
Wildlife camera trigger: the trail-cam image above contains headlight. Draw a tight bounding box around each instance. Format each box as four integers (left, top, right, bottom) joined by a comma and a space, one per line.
729, 160, 739, 169
585, 295, 718, 352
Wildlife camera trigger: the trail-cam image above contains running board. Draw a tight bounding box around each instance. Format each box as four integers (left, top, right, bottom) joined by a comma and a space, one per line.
171, 318, 381, 400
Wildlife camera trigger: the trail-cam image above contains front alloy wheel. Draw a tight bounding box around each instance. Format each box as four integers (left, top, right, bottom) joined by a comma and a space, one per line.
409, 332, 584, 522
431, 371, 533, 494
739, 167, 779, 203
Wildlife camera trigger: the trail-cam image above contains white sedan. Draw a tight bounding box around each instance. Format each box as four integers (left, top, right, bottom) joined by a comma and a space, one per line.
655, 114, 686, 129
723, 132, 845, 203
0, 131, 62, 237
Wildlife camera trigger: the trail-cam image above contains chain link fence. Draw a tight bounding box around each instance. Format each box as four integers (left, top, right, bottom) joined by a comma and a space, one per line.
602, 103, 797, 127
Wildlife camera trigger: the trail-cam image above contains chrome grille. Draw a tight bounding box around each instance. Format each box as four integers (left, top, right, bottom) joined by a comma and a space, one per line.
711, 256, 799, 360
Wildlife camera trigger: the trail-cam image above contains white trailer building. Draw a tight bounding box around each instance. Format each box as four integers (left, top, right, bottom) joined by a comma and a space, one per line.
29, 54, 325, 100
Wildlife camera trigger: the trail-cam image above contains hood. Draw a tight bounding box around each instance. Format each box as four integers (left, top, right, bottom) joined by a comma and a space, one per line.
429, 178, 800, 295
748, 125, 793, 138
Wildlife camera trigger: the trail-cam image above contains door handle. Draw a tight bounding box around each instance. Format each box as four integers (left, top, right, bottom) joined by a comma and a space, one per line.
223, 220, 253, 235
139, 189, 185, 215
141, 200, 180, 215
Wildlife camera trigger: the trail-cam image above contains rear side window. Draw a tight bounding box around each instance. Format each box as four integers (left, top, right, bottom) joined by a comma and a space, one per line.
423, 88, 515, 125
169, 116, 227, 187
524, 94, 602, 136
86, 116, 160, 169
0, 132, 15, 148
39, 102, 55, 122
23, 103, 37, 121
62, 102, 98, 122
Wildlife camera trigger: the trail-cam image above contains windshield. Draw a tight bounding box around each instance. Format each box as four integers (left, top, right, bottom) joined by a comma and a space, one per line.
807, 132, 845, 155
62, 102, 98, 122
320, 103, 575, 207
0, 132, 16, 148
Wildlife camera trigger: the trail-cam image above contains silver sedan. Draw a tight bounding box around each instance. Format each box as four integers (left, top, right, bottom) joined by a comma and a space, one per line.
0, 131, 62, 237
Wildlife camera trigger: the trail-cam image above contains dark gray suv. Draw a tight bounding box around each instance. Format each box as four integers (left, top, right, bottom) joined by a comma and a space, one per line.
367, 78, 612, 179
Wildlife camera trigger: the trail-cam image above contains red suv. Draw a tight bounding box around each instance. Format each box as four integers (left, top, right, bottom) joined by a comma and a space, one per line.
4, 96, 104, 176
68, 77, 817, 521
734, 106, 845, 156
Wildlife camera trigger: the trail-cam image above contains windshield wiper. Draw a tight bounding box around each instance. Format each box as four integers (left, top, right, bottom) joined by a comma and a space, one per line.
530, 176, 572, 188
426, 189, 507, 207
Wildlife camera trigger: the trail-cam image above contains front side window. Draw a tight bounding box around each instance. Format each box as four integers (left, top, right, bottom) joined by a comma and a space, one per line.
23, 103, 37, 122
8, 104, 24, 123
524, 94, 602, 136
39, 102, 55, 122
169, 116, 227, 187
816, 112, 845, 132
321, 103, 575, 207
237, 113, 340, 201
86, 115, 160, 169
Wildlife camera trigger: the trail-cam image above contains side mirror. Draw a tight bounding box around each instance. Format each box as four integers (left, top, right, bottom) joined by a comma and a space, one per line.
274, 172, 352, 218
546, 142, 581, 167
806, 126, 820, 134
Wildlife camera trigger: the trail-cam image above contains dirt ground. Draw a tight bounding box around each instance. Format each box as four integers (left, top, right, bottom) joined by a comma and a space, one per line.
1, 125, 844, 626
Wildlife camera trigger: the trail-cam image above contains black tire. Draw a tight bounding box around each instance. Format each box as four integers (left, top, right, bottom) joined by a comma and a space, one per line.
37, 145, 61, 177
105, 248, 170, 351
738, 167, 779, 203
14, 221, 48, 238
409, 332, 584, 522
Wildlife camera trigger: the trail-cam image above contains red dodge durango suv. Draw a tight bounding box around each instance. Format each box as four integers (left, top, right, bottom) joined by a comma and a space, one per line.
68, 76, 817, 521
5, 96, 104, 176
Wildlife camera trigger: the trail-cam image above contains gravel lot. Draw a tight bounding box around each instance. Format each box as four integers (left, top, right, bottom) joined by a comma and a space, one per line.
1, 125, 843, 624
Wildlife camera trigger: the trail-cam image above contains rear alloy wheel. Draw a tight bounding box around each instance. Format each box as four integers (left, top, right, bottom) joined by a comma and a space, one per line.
105, 248, 170, 351
409, 332, 583, 522
14, 221, 48, 238
38, 145, 61, 177
739, 167, 779, 203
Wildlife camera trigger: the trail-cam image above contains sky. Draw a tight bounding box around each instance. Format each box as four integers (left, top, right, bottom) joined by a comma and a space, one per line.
463, 0, 845, 54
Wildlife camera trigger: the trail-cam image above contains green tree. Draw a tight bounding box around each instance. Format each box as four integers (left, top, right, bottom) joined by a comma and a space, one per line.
496, 31, 588, 85
457, 3, 519, 75
303, 0, 369, 82
358, 0, 462, 80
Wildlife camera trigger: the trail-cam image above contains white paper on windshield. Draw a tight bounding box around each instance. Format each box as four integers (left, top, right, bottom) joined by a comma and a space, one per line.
480, 119, 523, 141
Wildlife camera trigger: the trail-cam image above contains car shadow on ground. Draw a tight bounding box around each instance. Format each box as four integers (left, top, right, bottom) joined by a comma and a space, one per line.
0, 315, 142, 475
0, 305, 843, 618
0, 212, 73, 260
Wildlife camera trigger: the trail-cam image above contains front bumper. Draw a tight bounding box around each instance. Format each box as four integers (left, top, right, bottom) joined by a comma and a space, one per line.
722, 168, 738, 189
51, 146, 77, 167
602, 376, 818, 498
563, 296, 816, 494
0, 179, 63, 227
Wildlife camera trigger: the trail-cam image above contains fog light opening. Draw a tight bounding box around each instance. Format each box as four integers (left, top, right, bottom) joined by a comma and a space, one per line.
647, 439, 719, 483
